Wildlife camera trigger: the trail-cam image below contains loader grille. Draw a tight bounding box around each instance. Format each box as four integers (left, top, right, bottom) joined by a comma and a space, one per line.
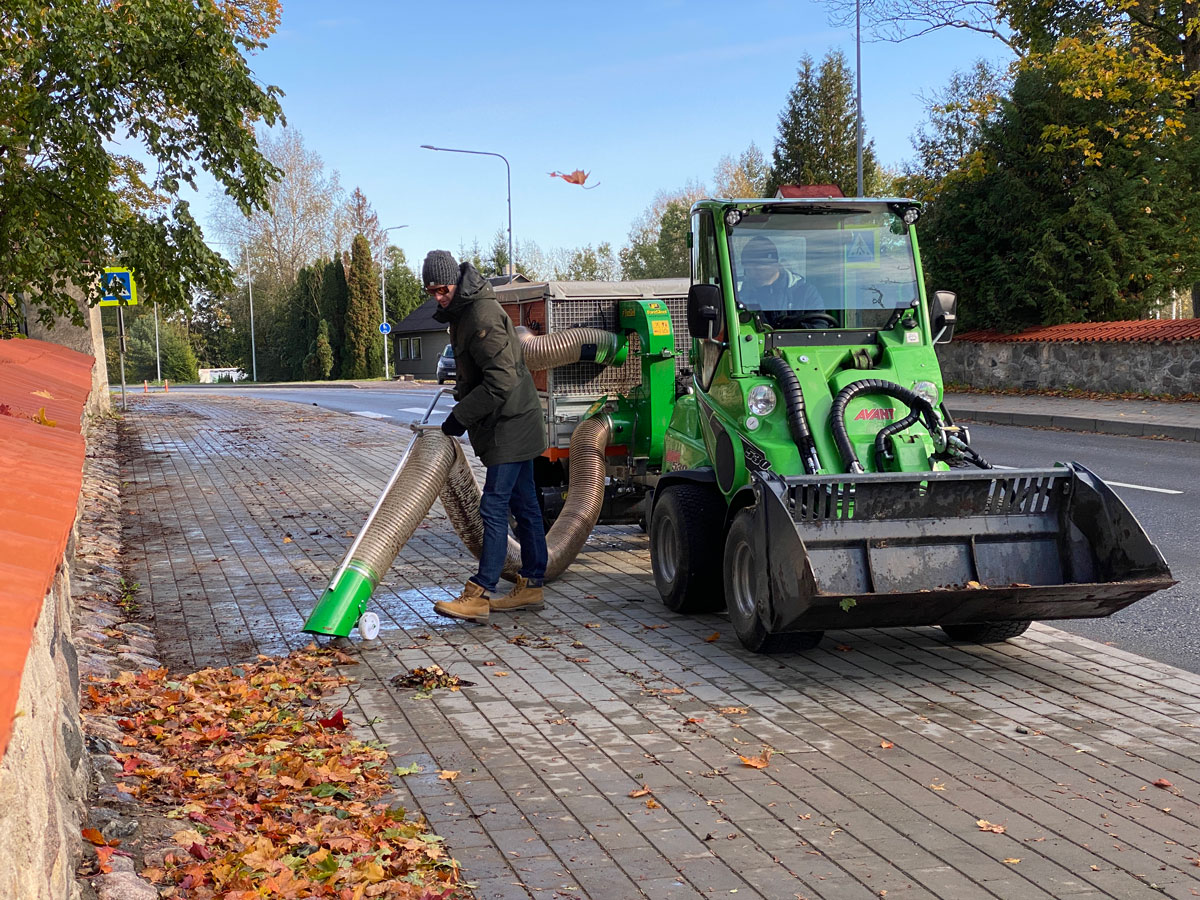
786, 469, 1068, 522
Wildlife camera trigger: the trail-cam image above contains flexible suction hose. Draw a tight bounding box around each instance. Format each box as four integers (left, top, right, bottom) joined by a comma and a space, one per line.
829, 379, 939, 473
760, 355, 821, 475
517, 326, 624, 370
342, 429, 459, 591
438, 415, 613, 582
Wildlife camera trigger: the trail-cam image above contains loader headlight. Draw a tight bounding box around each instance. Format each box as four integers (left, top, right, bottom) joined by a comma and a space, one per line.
912, 380, 939, 407
748, 385, 777, 416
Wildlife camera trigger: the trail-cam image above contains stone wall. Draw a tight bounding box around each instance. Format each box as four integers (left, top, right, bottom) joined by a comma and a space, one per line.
0, 537, 88, 900
937, 340, 1200, 396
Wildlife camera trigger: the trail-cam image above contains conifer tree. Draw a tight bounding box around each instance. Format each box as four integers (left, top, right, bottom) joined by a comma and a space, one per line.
342, 234, 380, 380
321, 255, 349, 377
768, 51, 878, 196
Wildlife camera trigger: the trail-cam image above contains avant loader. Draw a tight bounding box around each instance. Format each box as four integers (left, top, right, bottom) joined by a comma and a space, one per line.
304, 197, 1173, 651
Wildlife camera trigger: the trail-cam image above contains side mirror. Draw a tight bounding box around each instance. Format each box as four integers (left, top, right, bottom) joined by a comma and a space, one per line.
930, 290, 957, 344
687, 283, 723, 340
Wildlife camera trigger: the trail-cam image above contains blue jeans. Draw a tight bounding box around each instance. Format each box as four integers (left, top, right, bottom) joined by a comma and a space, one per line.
470, 459, 548, 594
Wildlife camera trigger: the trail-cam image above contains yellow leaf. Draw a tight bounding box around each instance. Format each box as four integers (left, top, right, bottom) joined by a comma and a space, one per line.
438, 769, 459, 781
629, 784, 652, 798
32, 407, 56, 427
739, 747, 773, 769
1004, 858, 1021, 864
645, 798, 661, 809
282, 536, 293, 543
976, 819, 1006, 834
880, 741, 894, 750
31, 389, 53, 399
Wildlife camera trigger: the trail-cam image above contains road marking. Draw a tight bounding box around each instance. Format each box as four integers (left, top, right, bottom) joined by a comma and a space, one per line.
349, 410, 391, 419
993, 465, 1181, 495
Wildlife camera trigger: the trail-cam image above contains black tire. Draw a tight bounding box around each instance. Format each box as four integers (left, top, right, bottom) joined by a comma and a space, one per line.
650, 484, 725, 614
940, 620, 1032, 643
437, 376, 445, 385
723, 509, 823, 653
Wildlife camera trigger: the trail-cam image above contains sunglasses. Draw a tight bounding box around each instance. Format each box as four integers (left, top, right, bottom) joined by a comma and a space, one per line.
427, 285, 453, 297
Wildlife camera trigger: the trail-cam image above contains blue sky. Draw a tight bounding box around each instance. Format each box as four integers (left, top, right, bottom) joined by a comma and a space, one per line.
196, 0, 1010, 269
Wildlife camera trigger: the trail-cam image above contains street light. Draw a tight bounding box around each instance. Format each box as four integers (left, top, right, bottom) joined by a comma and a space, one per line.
379, 224, 409, 380
420, 144, 513, 277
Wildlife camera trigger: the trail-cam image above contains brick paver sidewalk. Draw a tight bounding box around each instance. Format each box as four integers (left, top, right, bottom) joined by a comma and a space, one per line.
120, 394, 1200, 900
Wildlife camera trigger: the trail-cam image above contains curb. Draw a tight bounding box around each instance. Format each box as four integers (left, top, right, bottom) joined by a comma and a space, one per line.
947, 406, 1200, 442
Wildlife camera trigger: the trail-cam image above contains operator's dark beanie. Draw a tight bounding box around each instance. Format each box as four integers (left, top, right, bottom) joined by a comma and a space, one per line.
422, 250, 459, 287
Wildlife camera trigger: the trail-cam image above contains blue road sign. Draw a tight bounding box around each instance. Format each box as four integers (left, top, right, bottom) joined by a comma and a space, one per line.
379, 322, 392, 335
100, 268, 138, 306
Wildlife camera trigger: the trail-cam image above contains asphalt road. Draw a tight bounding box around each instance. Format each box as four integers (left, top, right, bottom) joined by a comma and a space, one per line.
171, 385, 1199, 674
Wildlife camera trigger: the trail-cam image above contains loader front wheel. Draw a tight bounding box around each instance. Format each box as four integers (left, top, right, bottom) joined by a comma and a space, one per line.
940, 620, 1032, 644
724, 509, 823, 653
650, 484, 724, 614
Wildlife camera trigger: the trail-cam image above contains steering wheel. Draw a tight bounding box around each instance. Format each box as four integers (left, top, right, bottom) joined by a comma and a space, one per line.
771, 311, 839, 329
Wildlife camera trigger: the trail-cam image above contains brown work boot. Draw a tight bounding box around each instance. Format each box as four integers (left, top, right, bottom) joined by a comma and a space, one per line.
490, 576, 545, 612
434, 582, 491, 623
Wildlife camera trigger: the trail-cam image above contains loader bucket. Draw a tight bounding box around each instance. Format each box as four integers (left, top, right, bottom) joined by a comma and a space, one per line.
747, 463, 1174, 635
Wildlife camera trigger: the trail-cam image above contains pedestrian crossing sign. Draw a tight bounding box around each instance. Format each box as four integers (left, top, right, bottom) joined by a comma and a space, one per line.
844, 228, 879, 268
100, 267, 138, 306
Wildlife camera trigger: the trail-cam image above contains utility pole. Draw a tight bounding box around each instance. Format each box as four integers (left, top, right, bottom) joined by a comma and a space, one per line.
856, 0, 864, 198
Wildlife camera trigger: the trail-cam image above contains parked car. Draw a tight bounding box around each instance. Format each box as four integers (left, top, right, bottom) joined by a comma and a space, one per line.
436, 344, 456, 384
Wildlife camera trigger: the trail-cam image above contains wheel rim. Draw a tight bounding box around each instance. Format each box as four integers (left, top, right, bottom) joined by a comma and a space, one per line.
655, 516, 678, 583
729, 538, 756, 622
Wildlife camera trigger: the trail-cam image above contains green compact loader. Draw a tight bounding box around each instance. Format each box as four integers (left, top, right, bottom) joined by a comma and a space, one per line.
640, 197, 1173, 652
304, 196, 1173, 651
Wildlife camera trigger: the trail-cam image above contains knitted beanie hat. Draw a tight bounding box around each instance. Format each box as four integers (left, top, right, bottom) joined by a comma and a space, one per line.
422, 250, 459, 287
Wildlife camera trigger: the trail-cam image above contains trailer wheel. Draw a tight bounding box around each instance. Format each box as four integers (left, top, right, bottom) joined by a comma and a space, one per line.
650, 484, 724, 614
940, 620, 1032, 643
724, 509, 823, 653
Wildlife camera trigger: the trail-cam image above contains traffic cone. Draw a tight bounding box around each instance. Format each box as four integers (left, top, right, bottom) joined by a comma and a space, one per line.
143, 380, 148, 393
164, 379, 169, 392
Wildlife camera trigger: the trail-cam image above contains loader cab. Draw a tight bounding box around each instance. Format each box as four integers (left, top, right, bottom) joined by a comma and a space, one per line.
726, 203, 923, 333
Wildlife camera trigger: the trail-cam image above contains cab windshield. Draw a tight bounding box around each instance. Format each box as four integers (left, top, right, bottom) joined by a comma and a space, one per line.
729, 208, 919, 330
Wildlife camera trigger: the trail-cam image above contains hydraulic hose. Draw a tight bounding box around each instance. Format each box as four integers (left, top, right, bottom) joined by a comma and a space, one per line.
517, 326, 624, 370
760, 355, 821, 475
829, 379, 939, 474
438, 414, 614, 582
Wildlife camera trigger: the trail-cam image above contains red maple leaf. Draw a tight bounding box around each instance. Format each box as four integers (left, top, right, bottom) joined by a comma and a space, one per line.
318, 709, 348, 730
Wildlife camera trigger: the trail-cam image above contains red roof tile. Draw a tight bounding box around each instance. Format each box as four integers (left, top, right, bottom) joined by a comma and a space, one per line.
957, 319, 1200, 343
0, 338, 93, 761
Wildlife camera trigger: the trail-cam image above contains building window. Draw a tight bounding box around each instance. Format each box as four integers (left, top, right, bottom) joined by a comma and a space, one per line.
397, 338, 408, 360
411, 337, 422, 360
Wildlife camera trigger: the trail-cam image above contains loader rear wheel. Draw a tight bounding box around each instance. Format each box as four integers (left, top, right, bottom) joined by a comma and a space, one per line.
650, 484, 725, 614
940, 620, 1032, 644
724, 509, 823, 654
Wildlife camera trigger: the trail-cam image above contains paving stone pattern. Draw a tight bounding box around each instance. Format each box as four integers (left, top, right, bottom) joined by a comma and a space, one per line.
120, 394, 1200, 900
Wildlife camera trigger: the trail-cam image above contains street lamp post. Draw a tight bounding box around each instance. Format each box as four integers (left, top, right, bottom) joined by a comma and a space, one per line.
379, 224, 409, 380
420, 144, 513, 277
855, 0, 864, 198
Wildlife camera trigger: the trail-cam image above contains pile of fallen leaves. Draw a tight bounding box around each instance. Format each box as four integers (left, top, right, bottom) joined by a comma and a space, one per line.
389, 665, 473, 694
83, 645, 468, 899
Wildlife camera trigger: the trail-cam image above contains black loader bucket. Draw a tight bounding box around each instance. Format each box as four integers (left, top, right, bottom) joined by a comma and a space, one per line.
748, 463, 1174, 634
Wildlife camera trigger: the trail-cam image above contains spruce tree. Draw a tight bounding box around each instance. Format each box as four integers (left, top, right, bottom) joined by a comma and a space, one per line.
342, 234, 380, 380
768, 50, 878, 196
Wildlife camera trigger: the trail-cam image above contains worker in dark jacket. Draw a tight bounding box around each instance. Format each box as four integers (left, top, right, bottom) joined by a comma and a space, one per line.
423, 250, 548, 623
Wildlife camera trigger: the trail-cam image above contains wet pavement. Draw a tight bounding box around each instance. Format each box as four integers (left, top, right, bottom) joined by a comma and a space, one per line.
119, 393, 1200, 899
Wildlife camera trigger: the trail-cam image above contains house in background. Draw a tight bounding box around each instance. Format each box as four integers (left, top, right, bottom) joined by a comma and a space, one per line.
390, 274, 530, 380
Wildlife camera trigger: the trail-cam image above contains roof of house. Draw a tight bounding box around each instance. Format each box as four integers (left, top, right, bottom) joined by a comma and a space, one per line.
0, 338, 93, 761
957, 319, 1200, 343
775, 184, 845, 199
393, 298, 448, 334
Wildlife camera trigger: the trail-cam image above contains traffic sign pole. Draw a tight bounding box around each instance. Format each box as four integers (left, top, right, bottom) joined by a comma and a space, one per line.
117, 307, 128, 411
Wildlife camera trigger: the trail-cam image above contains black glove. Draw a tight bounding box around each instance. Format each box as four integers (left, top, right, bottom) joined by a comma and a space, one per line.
441, 411, 467, 437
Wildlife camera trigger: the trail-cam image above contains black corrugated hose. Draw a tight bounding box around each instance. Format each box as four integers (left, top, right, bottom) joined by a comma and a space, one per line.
760, 355, 821, 474
829, 379, 940, 473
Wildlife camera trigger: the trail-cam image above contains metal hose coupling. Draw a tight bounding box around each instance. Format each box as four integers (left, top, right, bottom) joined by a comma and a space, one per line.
439, 415, 614, 583
517, 326, 625, 370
